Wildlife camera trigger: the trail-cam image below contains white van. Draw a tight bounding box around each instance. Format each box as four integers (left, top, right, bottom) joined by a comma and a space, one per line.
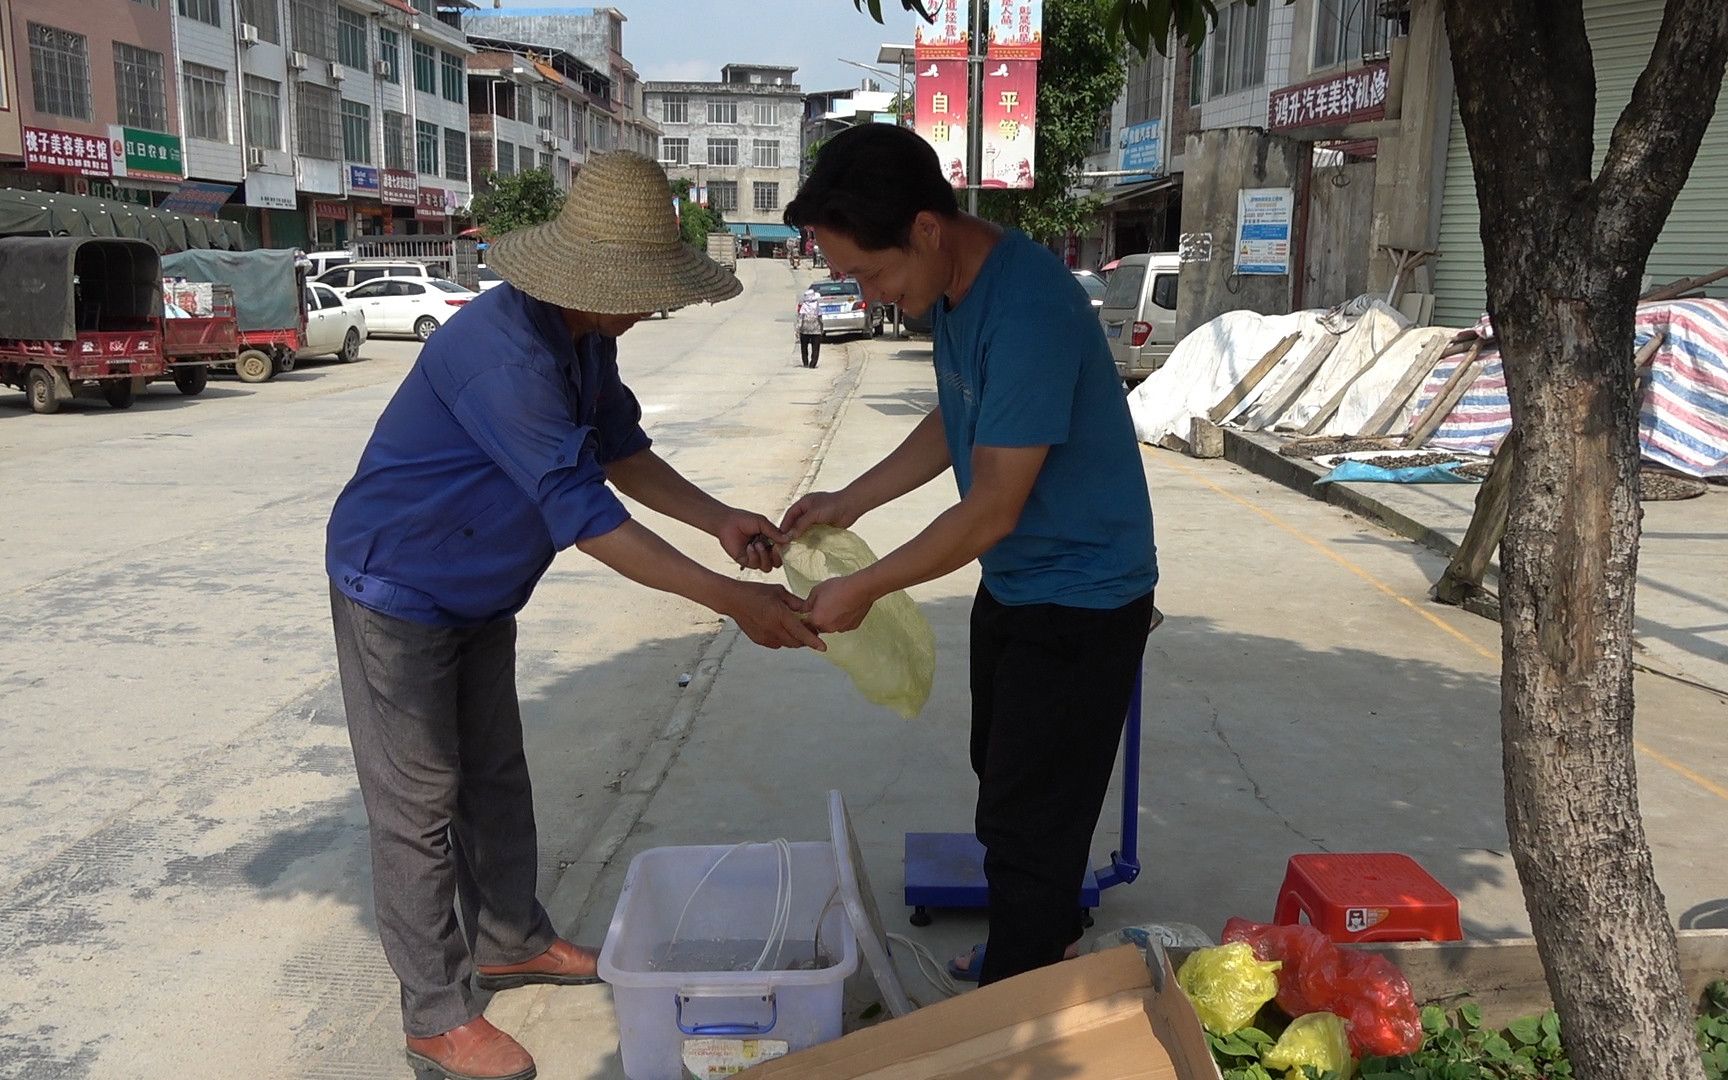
303, 250, 354, 280
1099, 253, 1181, 384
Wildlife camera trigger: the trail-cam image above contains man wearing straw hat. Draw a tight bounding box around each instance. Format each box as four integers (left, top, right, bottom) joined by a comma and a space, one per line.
326, 151, 822, 1080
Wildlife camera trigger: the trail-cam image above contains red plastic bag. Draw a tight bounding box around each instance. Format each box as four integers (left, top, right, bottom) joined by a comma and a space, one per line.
1222, 917, 1423, 1057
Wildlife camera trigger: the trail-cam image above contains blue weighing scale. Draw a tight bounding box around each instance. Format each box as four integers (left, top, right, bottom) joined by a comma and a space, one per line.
904, 668, 1149, 928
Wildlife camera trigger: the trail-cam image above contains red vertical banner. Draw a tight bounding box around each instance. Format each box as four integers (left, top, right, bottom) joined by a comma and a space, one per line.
988, 0, 1043, 59
914, 0, 968, 57
915, 59, 971, 189
979, 60, 1037, 189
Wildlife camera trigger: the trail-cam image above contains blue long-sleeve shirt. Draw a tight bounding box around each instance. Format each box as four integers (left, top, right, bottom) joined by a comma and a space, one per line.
326, 283, 651, 626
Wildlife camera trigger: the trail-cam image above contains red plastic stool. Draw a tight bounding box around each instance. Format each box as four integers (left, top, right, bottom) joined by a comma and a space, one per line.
1274, 853, 1463, 943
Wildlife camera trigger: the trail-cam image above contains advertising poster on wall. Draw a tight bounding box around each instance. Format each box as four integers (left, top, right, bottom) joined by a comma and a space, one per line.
1234, 187, 1295, 275
1117, 119, 1163, 185
979, 60, 1037, 189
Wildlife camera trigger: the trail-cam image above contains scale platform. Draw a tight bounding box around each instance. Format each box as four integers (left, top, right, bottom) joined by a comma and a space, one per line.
902, 664, 1152, 928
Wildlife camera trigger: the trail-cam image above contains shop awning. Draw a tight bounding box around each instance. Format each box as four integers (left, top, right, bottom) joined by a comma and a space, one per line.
1094, 176, 1180, 208
728, 222, 800, 242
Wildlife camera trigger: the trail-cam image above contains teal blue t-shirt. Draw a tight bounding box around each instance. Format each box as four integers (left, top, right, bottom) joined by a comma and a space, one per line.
932, 229, 1157, 608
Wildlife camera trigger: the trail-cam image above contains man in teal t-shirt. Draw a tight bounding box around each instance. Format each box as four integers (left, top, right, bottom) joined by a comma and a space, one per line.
782, 124, 1158, 987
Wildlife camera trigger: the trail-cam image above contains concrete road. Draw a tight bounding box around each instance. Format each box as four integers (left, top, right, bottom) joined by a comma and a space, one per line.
0, 259, 852, 1079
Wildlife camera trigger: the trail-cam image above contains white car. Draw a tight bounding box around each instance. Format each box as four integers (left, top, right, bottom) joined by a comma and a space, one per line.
476, 265, 505, 291
342, 277, 477, 341
299, 283, 370, 363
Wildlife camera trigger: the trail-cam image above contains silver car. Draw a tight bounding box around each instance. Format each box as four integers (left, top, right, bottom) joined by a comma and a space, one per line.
810, 279, 885, 338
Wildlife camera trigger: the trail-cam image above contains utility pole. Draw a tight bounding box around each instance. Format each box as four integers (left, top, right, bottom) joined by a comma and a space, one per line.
967, 0, 984, 214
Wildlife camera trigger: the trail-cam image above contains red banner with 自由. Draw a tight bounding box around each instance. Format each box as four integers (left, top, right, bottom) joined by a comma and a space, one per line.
915, 58, 971, 189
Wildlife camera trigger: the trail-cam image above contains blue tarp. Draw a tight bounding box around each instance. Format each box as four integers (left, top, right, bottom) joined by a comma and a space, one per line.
1315, 460, 1479, 485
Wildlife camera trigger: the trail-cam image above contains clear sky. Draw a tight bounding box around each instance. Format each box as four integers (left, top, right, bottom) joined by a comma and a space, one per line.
481, 1, 926, 93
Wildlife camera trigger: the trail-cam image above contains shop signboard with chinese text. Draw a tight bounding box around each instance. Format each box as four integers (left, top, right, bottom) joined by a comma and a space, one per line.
1234, 187, 1294, 275
915, 60, 971, 188
244, 172, 297, 210
988, 0, 1042, 58
1117, 119, 1162, 185
348, 165, 381, 195
24, 126, 112, 178
315, 201, 348, 220
380, 169, 417, 206
109, 126, 184, 181
979, 61, 1037, 189
1269, 62, 1390, 132
416, 187, 449, 221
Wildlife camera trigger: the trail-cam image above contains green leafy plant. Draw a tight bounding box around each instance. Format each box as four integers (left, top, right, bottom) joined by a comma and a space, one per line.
468, 168, 563, 237
1700, 980, 1728, 1080
669, 177, 727, 248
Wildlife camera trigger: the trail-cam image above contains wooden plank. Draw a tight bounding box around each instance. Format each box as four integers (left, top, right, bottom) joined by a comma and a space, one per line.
1434, 431, 1517, 606
1298, 328, 1413, 437
1360, 333, 1451, 435
1640, 265, 1728, 302
1406, 359, 1485, 448
1208, 333, 1300, 423
1242, 335, 1339, 431
1633, 329, 1667, 370
1401, 340, 1483, 441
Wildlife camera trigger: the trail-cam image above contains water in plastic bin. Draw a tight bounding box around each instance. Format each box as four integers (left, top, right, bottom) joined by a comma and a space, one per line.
650, 939, 835, 973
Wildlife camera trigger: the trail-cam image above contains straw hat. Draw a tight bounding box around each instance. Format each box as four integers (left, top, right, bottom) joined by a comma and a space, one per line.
485, 151, 742, 314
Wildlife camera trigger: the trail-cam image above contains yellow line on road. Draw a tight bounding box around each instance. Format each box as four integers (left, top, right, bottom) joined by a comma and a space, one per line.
1157, 452, 1728, 804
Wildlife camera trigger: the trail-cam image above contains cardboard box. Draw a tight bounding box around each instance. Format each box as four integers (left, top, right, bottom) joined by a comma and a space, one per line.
747, 944, 1223, 1079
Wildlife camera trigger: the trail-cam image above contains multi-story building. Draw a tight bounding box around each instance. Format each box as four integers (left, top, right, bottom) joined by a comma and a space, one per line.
466, 34, 613, 193
459, 6, 659, 162
803, 83, 897, 174
2, 0, 184, 205
645, 64, 804, 256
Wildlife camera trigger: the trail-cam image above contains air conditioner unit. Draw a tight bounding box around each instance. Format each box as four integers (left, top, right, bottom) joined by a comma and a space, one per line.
289, 51, 309, 71
373, 59, 391, 78
329, 60, 344, 81
538, 130, 556, 147
238, 23, 260, 47
247, 146, 268, 169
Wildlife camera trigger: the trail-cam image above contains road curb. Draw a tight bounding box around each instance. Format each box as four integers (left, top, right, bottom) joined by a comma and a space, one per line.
1222, 428, 1467, 560
542, 338, 875, 937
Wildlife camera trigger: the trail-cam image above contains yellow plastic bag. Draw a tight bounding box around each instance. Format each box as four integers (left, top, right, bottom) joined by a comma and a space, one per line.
1264, 1011, 1354, 1080
1175, 942, 1282, 1036
781, 526, 936, 719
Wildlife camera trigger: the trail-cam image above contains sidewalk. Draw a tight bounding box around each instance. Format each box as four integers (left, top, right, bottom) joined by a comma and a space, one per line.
494, 338, 1728, 1079
1225, 430, 1728, 695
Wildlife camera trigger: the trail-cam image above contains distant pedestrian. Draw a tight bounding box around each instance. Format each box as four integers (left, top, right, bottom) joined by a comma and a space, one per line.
325, 151, 820, 1080
796, 286, 823, 368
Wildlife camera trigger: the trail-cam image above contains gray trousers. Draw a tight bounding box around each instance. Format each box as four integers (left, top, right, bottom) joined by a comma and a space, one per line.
330, 585, 556, 1037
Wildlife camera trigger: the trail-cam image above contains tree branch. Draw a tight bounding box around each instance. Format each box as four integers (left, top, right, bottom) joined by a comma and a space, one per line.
1594, 0, 1728, 256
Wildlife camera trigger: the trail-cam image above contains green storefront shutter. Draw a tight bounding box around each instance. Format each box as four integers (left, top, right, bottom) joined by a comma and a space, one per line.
1432, 0, 1728, 326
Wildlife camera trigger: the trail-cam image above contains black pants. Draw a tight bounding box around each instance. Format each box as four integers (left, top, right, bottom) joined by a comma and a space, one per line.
330, 586, 555, 1036
799, 333, 822, 367
970, 584, 1154, 986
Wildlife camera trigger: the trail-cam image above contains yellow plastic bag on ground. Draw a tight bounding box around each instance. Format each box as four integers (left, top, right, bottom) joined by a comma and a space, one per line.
1264, 1011, 1354, 1079
781, 526, 936, 719
1175, 942, 1282, 1036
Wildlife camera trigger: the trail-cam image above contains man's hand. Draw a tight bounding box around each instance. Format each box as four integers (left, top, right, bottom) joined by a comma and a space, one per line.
715, 508, 789, 572
780, 489, 861, 540
721, 581, 827, 650
804, 574, 879, 635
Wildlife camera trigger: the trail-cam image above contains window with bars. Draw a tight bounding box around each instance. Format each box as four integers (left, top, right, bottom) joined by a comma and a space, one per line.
661, 94, 687, 123
29, 24, 91, 121
440, 51, 464, 103
383, 110, 409, 170
660, 136, 688, 166
752, 181, 778, 212
707, 137, 737, 166
416, 119, 439, 174
341, 98, 370, 162
238, 0, 281, 42
412, 40, 435, 93
183, 63, 228, 142
337, 7, 368, 69
518, 144, 535, 174
557, 96, 571, 138
538, 151, 551, 172
179, 0, 222, 26
444, 128, 467, 181
245, 75, 282, 150
496, 139, 516, 176
1124, 48, 1165, 126
752, 139, 779, 168
536, 89, 552, 130
114, 43, 167, 131
706, 98, 736, 124
297, 82, 342, 159
290, 0, 338, 62
1312, 0, 1394, 68
708, 180, 738, 212
754, 101, 776, 125
1204, 0, 1269, 99
378, 28, 401, 83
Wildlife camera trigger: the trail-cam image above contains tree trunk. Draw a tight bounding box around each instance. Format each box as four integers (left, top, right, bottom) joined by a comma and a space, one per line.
1440, 1, 1728, 1076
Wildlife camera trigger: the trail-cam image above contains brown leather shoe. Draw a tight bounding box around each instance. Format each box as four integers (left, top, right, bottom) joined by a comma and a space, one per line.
475, 938, 603, 991
404, 1017, 535, 1080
